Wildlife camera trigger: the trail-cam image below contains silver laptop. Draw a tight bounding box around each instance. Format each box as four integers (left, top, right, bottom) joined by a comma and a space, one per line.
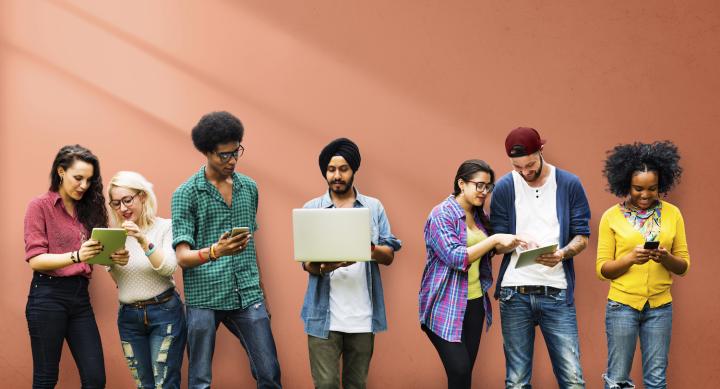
292, 208, 372, 262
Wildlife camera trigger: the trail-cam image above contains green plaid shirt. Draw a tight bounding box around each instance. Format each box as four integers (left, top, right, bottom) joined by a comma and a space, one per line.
171, 166, 263, 310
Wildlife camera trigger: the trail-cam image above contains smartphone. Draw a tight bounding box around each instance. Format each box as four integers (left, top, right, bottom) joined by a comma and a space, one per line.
644, 241, 660, 250
230, 227, 250, 237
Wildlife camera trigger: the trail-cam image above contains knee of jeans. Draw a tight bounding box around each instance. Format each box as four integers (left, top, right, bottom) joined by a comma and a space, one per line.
602, 373, 635, 388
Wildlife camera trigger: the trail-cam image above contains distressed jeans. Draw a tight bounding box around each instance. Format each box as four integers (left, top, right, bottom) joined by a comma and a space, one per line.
603, 300, 672, 389
499, 287, 585, 389
186, 302, 282, 389
118, 290, 187, 389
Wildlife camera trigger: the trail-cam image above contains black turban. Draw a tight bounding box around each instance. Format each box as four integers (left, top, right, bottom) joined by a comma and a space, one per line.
318, 138, 361, 175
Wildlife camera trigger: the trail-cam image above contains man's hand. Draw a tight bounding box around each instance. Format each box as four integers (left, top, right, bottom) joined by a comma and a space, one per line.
215, 231, 251, 258
535, 249, 564, 267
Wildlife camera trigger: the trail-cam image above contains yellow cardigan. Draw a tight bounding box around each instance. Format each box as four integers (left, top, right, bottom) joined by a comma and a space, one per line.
596, 200, 690, 310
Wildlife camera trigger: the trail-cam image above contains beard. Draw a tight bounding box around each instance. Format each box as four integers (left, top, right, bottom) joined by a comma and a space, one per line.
328, 174, 354, 195
522, 155, 544, 182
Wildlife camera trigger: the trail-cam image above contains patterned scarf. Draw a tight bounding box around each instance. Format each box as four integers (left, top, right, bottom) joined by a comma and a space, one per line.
620, 200, 662, 241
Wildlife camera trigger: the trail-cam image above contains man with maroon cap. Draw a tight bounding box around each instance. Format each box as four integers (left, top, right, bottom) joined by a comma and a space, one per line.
490, 127, 591, 388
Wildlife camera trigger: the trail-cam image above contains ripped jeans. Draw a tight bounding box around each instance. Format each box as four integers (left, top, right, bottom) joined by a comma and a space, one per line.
498, 287, 585, 389
603, 300, 672, 389
118, 290, 187, 389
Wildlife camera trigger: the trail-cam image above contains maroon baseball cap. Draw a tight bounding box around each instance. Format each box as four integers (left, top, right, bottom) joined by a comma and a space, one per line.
505, 127, 546, 157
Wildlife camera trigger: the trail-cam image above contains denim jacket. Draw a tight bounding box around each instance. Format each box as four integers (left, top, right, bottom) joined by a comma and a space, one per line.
300, 189, 402, 339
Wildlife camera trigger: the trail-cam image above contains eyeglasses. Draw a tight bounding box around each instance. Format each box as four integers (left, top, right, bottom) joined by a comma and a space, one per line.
109, 192, 140, 209
215, 145, 244, 163
465, 180, 494, 193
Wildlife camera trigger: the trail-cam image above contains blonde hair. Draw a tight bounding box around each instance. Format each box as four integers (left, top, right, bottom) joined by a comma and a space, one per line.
108, 171, 158, 231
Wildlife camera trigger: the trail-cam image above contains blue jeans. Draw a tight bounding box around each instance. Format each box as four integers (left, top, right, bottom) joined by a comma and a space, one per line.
117, 290, 187, 389
499, 287, 584, 389
603, 300, 672, 389
186, 302, 281, 389
25, 272, 105, 389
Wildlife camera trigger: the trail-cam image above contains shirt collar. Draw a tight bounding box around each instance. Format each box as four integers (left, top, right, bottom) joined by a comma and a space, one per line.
444, 195, 466, 220
48, 191, 63, 206
319, 187, 366, 208
194, 165, 242, 191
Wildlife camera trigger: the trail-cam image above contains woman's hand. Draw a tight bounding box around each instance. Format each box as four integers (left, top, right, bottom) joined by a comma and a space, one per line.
627, 245, 652, 266
650, 247, 670, 263
110, 249, 130, 266
493, 234, 527, 253
122, 220, 147, 248
78, 239, 103, 262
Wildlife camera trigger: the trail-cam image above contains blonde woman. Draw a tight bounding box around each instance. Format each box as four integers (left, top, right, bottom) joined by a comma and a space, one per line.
107, 171, 186, 389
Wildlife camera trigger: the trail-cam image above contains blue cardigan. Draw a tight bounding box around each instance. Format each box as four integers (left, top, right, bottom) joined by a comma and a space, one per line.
489, 167, 591, 304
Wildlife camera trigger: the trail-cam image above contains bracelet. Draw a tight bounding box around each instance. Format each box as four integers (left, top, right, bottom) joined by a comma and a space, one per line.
144, 243, 156, 257
197, 248, 207, 264
71, 250, 80, 264
209, 244, 218, 261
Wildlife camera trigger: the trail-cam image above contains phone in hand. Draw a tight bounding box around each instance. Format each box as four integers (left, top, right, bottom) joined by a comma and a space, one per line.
230, 227, 250, 237
644, 241, 660, 250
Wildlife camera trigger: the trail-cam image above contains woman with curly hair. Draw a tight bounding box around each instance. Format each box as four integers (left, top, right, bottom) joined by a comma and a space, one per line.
24, 145, 129, 388
596, 141, 690, 389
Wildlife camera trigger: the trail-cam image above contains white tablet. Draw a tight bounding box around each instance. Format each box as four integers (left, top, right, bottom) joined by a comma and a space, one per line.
292, 208, 372, 262
515, 243, 558, 268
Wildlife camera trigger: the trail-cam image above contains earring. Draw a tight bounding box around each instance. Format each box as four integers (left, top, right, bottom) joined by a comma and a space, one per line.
60, 175, 64, 183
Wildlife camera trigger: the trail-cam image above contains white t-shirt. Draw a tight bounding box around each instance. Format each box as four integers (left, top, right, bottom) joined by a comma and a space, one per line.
501, 165, 567, 289
329, 262, 373, 333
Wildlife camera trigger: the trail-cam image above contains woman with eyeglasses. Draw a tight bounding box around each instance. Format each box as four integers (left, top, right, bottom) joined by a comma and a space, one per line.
107, 171, 186, 389
597, 141, 690, 389
419, 160, 525, 389
24, 144, 129, 388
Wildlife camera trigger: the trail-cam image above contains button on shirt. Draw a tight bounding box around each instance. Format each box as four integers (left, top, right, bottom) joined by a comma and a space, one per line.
171, 167, 262, 310
24, 191, 92, 278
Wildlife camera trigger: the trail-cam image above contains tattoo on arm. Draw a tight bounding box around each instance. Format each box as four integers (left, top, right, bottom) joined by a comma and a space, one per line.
562, 235, 588, 259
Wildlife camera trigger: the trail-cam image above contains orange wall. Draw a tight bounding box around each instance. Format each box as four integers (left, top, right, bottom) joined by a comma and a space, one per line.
1, 1, 719, 387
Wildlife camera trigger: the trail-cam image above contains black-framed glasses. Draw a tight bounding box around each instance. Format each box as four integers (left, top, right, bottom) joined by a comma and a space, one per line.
465, 180, 495, 193
215, 145, 244, 163
109, 192, 140, 209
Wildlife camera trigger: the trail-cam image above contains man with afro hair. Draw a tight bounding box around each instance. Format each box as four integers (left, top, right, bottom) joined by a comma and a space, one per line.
172, 111, 282, 388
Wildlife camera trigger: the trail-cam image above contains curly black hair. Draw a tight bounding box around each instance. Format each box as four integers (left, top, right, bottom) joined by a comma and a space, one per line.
49, 145, 108, 232
191, 111, 244, 153
603, 141, 682, 197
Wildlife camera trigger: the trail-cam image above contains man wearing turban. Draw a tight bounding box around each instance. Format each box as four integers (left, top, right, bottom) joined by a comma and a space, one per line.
300, 138, 402, 389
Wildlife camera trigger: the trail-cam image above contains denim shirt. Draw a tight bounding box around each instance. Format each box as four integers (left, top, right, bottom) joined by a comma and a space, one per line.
300, 189, 402, 339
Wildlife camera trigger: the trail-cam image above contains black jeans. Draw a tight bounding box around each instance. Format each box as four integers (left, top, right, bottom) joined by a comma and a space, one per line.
423, 297, 485, 389
26, 272, 106, 389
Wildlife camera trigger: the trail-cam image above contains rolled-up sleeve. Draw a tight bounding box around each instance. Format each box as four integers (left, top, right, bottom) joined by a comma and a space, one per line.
171, 187, 196, 249
376, 201, 401, 251
425, 211, 468, 271
24, 199, 49, 261
153, 219, 178, 277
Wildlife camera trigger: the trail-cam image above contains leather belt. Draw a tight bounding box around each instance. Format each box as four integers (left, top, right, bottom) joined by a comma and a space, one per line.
510, 285, 562, 296
126, 288, 175, 309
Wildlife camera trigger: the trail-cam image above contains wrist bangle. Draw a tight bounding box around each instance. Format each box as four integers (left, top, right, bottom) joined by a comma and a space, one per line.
144, 243, 156, 257
209, 244, 218, 261
197, 248, 207, 263
71, 250, 80, 264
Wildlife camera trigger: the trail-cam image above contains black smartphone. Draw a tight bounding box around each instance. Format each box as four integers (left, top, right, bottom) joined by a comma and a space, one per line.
644, 241, 660, 250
